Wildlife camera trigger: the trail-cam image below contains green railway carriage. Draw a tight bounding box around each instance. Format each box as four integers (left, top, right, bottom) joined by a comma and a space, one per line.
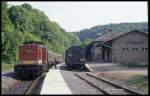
65, 46, 85, 69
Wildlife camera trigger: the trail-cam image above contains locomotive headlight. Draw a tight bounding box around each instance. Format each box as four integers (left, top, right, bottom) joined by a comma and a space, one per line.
80, 59, 85, 61
68, 54, 73, 57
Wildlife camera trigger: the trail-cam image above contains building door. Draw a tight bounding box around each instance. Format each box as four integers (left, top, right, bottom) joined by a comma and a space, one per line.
102, 48, 105, 62
107, 50, 110, 62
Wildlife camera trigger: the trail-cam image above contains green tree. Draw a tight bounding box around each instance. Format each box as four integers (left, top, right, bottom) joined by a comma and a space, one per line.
2, 2, 81, 65
2, 2, 15, 63
80, 38, 92, 48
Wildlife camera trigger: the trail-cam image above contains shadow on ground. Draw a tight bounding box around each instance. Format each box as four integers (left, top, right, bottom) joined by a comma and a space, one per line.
2, 72, 21, 80
59, 63, 90, 72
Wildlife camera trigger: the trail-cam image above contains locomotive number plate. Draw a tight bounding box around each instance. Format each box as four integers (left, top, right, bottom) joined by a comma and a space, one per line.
26, 49, 32, 52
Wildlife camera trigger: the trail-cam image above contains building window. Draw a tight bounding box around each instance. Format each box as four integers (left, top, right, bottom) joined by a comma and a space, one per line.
135, 48, 138, 51
123, 48, 125, 51
132, 48, 138, 51
123, 48, 128, 52
145, 48, 148, 51
142, 48, 147, 51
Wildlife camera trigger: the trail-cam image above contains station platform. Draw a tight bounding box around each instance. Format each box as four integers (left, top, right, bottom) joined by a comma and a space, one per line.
40, 69, 72, 94
85, 62, 130, 72
85, 62, 147, 74
40, 67, 100, 94
85, 64, 93, 71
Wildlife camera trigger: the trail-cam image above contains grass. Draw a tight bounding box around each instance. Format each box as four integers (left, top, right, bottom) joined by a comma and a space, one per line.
127, 75, 148, 92
2, 62, 14, 72
122, 63, 148, 68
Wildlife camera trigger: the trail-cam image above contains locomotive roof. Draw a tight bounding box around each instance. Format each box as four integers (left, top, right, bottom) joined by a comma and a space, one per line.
23, 41, 48, 49
66, 46, 83, 52
23, 41, 44, 45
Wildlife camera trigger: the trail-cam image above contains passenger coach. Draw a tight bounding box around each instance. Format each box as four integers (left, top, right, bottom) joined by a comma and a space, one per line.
65, 46, 85, 69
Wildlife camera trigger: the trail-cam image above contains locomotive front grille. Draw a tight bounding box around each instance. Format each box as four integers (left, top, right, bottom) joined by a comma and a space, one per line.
20, 60, 42, 64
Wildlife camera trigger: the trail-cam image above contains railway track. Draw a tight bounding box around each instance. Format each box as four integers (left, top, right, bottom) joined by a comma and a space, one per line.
25, 73, 46, 95
4, 73, 46, 95
74, 72, 141, 95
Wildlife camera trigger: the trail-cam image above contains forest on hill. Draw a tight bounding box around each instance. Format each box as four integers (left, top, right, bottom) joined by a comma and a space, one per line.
2, 2, 80, 64
74, 22, 148, 42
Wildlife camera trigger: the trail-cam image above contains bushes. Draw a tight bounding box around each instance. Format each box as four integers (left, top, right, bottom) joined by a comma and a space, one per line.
80, 38, 92, 48
123, 63, 148, 68
2, 62, 14, 72
127, 75, 148, 92
2, 2, 80, 65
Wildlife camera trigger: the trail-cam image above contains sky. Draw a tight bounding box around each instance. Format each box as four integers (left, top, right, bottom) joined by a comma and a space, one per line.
7, 1, 148, 32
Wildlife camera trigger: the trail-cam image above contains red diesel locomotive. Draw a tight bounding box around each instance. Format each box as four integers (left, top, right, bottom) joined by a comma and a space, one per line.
14, 41, 63, 78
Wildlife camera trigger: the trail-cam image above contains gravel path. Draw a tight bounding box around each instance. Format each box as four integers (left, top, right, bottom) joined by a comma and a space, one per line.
1, 71, 19, 94
5, 81, 32, 95
60, 70, 103, 94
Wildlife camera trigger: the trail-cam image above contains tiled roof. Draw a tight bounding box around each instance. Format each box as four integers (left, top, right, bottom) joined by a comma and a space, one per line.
93, 32, 124, 42
93, 30, 148, 42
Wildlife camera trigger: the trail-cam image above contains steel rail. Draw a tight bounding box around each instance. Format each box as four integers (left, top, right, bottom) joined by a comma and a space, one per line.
25, 73, 46, 95
85, 73, 141, 95
74, 73, 109, 95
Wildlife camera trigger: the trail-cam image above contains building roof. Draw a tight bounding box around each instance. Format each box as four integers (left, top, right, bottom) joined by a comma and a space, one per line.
93, 31, 124, 42
93, 30, 148, 43
86, 30, 148, 51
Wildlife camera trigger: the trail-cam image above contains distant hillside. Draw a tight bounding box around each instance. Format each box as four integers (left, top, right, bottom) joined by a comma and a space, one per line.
73, 22, 148, 42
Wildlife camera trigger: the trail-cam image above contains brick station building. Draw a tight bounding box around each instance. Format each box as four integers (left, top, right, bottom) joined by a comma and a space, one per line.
85, 30, 148, 64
